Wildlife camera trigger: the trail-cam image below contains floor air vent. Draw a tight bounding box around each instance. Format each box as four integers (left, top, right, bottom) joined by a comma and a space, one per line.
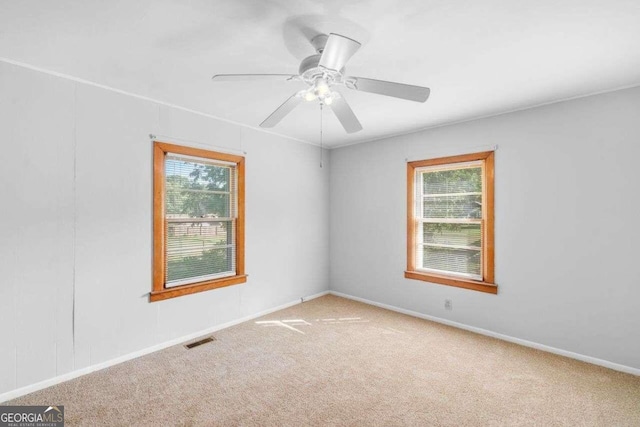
184, 336, 215, 349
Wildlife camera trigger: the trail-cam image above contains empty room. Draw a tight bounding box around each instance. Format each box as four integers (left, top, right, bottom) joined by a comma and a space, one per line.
1, 1, 639, 425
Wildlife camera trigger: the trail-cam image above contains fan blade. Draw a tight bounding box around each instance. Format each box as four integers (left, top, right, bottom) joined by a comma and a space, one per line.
260, 94, 303, 128
212, 74, 298, 82
329, 96, 363, 134
346, 77, 430, 102
318, 33, 361, 72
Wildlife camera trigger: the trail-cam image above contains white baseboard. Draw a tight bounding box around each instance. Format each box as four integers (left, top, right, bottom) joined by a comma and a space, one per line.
329, 291, 640, 377
0, 290, 330, 403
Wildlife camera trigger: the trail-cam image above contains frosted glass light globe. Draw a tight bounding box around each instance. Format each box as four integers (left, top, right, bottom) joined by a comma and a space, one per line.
315, 79, 330, 96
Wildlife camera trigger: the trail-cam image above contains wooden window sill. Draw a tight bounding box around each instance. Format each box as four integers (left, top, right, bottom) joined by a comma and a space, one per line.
150, 275, 248, 302
404, 270, 497, 294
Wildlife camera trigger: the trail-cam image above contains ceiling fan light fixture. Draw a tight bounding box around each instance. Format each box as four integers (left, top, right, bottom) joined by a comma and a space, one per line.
304, 91, 317, 102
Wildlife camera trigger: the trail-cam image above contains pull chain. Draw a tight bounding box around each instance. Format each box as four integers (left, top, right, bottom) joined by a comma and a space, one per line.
319, 103, 323, 168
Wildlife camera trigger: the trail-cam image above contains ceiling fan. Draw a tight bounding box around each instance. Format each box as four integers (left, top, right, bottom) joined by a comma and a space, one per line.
211, 33, 430, 134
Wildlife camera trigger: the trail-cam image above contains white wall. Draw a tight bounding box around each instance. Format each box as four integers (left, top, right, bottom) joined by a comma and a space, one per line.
0, 61, 330, 395
330, 86, 640, 370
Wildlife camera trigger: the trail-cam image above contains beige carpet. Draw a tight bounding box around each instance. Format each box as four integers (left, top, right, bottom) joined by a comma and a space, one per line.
5, 295, 640, 426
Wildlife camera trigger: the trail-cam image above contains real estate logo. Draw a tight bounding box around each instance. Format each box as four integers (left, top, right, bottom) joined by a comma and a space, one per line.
0, 406, 64, 427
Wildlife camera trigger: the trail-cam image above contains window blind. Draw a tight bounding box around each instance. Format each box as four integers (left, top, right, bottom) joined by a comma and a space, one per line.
416, 161, 483, 279
164, 154, 237, 287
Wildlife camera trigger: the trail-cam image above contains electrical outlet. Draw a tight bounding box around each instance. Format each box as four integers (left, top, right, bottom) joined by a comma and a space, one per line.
444, 299, 452, 311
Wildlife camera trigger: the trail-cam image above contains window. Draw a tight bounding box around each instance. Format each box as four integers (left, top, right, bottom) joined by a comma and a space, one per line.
405, 151, 496, 294
151, 142, 246, 302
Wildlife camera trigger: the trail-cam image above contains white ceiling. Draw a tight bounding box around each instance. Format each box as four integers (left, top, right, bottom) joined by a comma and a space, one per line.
1, 0, 640, 148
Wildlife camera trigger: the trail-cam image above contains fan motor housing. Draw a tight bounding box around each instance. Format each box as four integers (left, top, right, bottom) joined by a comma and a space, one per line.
298, 54, 321, 76
299, 54, 343, 86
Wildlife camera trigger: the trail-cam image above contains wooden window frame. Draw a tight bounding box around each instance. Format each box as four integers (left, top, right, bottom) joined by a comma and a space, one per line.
405, 151, 496, 294
151, 141, 246, 302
